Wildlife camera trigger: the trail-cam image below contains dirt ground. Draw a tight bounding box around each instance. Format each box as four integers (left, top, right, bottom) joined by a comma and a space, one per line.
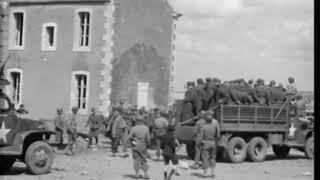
0, 137, 314, 180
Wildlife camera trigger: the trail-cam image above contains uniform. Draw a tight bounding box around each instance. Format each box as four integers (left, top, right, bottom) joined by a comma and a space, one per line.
111, 113, 128, 156
195, 79, 207, 111
65, 112, 79, 155
269, 87, 286, 105
159, 126, 180, 180
255, 85, 271, 105
54, 111, 64, 144
127, 121, 151, 179
193, 118, 206, 165
86, 113, 103, 146
154, 116, 169, 159
185, 85, 201, 115
199, 118, 220, 177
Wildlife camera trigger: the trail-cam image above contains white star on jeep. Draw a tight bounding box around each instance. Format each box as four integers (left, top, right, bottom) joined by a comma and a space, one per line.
288, 122, 296, 138
0, 121, 11, 143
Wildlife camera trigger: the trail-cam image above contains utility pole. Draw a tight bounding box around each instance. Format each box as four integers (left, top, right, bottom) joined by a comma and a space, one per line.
0, 0, 9, 67
167, 11, 182, 106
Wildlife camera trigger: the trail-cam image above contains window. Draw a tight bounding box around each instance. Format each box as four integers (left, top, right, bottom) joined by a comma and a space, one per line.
70, 71, 90, 113
6, 68, 23, 108
41, 23, 57, 51
73, 10, 91, 51
9, 10, 25, 49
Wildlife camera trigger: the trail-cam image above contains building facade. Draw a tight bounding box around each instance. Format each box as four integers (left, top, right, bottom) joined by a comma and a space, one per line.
4, 0, 174, 120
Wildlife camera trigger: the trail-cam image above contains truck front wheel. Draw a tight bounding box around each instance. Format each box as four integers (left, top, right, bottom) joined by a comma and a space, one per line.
226, 137, 247, 163
186, 142, 195, 160
25, 141, 54, 175
272, 145, 290, 158
247, 137, 268, 162
0, 156, 16, 172
304, 136, 314, 159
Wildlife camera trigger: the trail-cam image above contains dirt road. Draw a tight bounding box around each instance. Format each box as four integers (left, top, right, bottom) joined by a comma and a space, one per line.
0, 139, 314, 180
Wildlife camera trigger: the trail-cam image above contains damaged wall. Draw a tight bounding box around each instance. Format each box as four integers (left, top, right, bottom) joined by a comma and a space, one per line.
111, 0, 173, 108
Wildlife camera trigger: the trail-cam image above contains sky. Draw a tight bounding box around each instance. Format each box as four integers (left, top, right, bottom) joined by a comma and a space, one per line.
168, 0, 314, 93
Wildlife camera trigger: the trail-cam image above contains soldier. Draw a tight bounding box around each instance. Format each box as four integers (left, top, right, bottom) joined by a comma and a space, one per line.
159, 125, 181, 180
204, 78, 214, 110
16, 104, 29, 114
269, 81, 286, 105
286, 77, 297, 97
214, 81, 232, 105
185, 81, 201, 115
254, 78, 271, 105
54, 108, 64, 145
64, 106, 79, 156
111, 108, 129, 157
199, 111, 220, 178
86, 107, 103, 147
196, 78, 207, 111
192, 110, 206, 168
154, 110, 169, 160
127, 116, 151, 179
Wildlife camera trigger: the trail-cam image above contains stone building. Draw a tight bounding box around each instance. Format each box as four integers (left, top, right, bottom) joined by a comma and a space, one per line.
4, 0, 175, 120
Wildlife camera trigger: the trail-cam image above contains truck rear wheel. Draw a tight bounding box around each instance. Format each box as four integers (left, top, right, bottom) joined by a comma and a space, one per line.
304, 136, 314, 159
25, 141, 54, 175
0, 156, 16, 172
186, 142, 195, 160
226, 137, 247, 163
247, 137, 268, 162
272, 145, 290, 158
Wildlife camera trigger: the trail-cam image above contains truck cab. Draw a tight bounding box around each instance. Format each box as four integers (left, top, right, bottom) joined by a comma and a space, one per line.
0, 92, 55, 174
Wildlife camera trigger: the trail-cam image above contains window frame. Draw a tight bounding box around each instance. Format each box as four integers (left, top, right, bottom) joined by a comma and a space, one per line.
73, 8, 93, 52
70, 71, 90, 114
9, 9, 26, 50
41, 22, 57, 51
5, 68, 24, 109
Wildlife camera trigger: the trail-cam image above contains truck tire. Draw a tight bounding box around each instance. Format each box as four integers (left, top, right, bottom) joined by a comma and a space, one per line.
226, 137, 247, 163
25, 141, 54, 175
304, 136, 314, 159
0, 156, 16, 172
247, 137, 268, 162
186, 143, 195, 160
272, 145, 290, 158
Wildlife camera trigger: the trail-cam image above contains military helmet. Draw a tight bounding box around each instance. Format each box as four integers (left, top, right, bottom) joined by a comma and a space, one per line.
205, 77, 212, 82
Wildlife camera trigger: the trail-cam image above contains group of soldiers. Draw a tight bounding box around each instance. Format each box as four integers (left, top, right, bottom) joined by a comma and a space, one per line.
182, 76, 297, 118
53, 101, 180, 179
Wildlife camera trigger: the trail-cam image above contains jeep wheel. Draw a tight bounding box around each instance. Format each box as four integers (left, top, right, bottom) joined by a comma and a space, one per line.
247, 137, 268, 162
0, 156, 16, 172
226, 137, 247, 163
272, 145, 290, 158
304, 136, 314, 159
25, 141, 54, 174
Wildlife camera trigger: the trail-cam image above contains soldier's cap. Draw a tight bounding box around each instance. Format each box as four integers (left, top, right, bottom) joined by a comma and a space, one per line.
196, 78, 204, 84
269, 80, 276, 85
257, 78, 264, 83
205, 77, 212, 82
288, 77, 295, 81
248, 79, 254, 84
186, 81, 193, 86
71, 106, 78, 111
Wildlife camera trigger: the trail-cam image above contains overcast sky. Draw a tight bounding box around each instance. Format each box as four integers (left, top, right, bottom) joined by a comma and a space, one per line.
168, 0, 314, 92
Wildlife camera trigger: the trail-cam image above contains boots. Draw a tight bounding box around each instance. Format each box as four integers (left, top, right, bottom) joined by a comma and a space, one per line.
167, 169, 175, 180
164, 172, 167, 180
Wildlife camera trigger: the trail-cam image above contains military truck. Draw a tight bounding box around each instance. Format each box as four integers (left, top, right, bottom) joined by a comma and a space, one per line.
175, 100, 314, 163
0, 94, 55, 174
